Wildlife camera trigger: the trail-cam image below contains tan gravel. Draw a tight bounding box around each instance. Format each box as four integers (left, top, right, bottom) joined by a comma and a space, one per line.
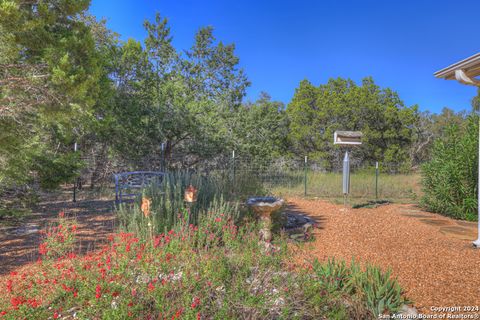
288, 197, 480, 313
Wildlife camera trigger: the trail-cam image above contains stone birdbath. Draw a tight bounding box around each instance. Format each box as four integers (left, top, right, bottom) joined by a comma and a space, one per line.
247, 197, 285, 242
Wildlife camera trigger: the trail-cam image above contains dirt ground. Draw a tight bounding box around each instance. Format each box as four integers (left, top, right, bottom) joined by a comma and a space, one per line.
0, 191, 115, 275
286, 197, 480, 313
1, 194, 479, 313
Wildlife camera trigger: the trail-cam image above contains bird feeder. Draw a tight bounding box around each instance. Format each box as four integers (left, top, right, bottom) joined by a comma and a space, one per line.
333, 131, 362, 208
334, 131, 362, 145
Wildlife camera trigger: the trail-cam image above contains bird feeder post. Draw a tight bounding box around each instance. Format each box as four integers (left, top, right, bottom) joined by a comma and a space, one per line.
342, 151, 350, 207
334, 131, 362, 209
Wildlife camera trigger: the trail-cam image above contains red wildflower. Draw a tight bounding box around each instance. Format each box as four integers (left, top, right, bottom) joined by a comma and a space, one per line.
191, 297, 200, 309
28, 298, 39, 308
148, 281, 155, 291
38, 243, 48, 255
173, 308, 183, 319
58, 211, 65, 218
95, 285, 102, 299
10, 296, 25, 309
6, 280, 12, 293
154, 235, 162, 248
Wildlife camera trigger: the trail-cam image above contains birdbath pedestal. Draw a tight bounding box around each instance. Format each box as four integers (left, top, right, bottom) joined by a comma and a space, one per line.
247, 197, 284, 242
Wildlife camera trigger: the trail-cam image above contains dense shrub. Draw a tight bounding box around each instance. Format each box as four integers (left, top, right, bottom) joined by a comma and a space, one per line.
33, 152, 84, 190
421, 115, 478, 221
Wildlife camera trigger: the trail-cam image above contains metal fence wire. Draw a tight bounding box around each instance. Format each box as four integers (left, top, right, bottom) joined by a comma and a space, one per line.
76, 150, 419, 202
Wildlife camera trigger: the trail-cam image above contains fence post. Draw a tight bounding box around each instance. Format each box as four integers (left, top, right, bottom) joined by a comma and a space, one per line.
375, 161, 379, 200
304, 156, 308, 197
232, 150, 236, 195
73, 142, 78, 203
161, 142, 165, 172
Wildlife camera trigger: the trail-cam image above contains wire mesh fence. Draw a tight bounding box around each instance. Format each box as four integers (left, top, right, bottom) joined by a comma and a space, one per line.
74, 150, 421, 204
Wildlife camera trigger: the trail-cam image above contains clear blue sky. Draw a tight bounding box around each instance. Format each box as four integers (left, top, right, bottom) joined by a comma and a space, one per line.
90, 0, 480, 113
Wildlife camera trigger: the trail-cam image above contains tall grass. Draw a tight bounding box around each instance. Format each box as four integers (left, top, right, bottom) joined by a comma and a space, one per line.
116, 171, 243, 237
271, 171, 421, 203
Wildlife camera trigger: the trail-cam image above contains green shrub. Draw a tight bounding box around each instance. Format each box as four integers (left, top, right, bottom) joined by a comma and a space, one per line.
421, 115, 478, 221
311, 258, 407, 318
33, 152, 84, 190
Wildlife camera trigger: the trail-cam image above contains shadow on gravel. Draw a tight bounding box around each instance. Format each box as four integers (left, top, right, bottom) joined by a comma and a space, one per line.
285, 203, 326, 230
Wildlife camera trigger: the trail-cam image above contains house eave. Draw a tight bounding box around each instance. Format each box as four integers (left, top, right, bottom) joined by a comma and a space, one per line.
434, 52, 480, 80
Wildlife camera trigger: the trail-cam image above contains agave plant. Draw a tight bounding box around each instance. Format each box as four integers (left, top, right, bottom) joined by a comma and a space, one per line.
312, 258, 408, 318
351, 264, 408, 317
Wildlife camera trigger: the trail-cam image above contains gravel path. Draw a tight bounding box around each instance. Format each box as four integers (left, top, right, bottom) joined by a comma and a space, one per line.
288, 197, 480, 313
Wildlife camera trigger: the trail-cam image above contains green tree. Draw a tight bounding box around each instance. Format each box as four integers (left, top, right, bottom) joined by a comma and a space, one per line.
0, 0, 109, 188
231, 92, 289, 159
108, 15, 251, 166
287, 77, 418, 171
410, 108, 467, 167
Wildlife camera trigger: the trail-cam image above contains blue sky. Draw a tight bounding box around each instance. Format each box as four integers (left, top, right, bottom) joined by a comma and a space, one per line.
90, 0, 480, 113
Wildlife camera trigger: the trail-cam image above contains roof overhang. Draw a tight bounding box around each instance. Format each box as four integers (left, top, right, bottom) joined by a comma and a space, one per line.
334, 131, 362, 145
434, 52, 480, 86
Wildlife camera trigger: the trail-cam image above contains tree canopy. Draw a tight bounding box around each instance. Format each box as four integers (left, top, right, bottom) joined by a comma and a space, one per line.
0, 0, 475, 191
287, 77, 418, 171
